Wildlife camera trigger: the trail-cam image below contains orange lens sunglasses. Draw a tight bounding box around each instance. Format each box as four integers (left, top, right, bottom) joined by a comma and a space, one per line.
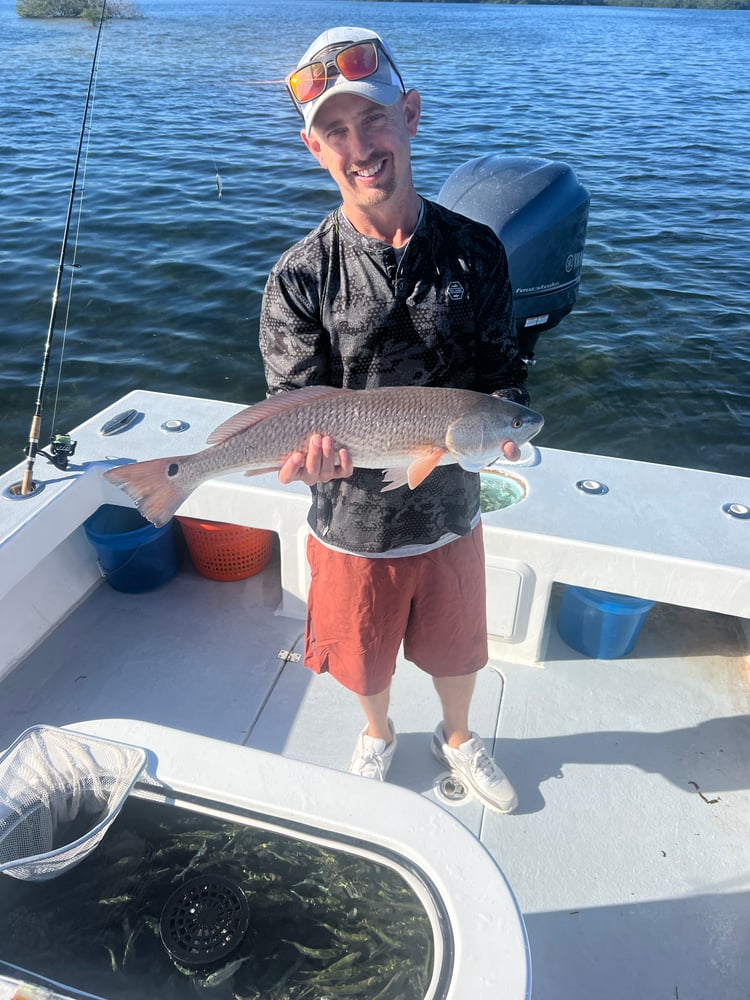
286, 40, 404, 107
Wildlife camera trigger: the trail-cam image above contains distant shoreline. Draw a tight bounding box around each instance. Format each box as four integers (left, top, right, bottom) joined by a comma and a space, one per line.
365, 1, 749, 9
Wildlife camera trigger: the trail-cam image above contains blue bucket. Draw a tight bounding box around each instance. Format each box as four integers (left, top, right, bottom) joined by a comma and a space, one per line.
84, 505, 178, 593
557, 586, 655, 659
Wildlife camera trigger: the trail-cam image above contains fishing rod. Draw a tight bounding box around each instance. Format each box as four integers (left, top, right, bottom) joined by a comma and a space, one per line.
19, 0, 109, 495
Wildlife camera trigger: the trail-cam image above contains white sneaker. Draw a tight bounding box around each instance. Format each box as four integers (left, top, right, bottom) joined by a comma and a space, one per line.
348, 719, 397, 780
431, 724, 518, 814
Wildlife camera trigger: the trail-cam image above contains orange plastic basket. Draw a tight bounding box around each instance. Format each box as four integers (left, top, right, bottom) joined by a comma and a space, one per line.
177, 518, 273, 581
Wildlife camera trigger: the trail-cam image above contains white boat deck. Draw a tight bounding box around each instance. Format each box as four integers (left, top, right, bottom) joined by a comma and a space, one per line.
1, 552, 748, 1000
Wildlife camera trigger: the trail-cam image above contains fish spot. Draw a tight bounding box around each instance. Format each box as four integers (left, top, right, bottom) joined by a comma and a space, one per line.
167, 463, 179, 477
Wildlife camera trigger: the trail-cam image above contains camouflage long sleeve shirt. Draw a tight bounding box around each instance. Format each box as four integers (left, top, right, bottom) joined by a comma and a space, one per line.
259, 198, 529, 555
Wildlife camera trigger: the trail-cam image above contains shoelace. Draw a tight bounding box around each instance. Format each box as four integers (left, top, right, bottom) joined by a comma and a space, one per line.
469, 747, 504, 786
358, 750, 387, 779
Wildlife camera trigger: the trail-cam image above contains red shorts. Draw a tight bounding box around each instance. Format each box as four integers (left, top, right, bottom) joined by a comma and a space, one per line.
304, 523, 488, 696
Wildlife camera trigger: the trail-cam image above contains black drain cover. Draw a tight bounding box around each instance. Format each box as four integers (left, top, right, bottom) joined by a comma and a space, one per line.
160, 874, 250, 966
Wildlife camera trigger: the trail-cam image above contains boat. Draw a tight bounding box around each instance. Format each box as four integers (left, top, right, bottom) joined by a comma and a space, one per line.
0, 155, 748, 1000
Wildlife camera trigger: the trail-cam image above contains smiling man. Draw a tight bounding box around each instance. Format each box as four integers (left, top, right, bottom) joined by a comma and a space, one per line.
303, 91, 420, 237
259, 27, 530, 813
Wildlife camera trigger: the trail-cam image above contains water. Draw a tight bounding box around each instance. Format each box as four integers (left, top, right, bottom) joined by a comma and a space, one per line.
0, 795, 434, 998
1, 0, 749, 479
480, 470, 526, 512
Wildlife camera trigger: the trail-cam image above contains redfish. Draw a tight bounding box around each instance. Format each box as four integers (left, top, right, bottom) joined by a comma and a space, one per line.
102, 385, 543, 527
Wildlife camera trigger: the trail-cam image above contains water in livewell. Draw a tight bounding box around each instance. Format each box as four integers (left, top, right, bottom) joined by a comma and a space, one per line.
0, 796, 434, 999
1, 2, 748, 479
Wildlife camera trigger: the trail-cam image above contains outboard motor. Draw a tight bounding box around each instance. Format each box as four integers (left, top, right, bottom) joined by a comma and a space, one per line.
437, 154, 589, 360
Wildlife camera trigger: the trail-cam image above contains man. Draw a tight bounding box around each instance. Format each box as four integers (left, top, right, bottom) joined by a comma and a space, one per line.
259, 26, 530, 813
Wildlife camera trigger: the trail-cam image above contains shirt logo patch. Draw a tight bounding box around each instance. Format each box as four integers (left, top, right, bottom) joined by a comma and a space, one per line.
447, 281, 464, 301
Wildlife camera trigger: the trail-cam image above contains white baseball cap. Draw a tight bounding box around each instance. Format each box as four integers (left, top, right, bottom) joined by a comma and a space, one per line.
287, 26, 405, 133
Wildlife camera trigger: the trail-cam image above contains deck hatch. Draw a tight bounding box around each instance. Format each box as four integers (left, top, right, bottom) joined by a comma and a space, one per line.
0, 792, 449, 999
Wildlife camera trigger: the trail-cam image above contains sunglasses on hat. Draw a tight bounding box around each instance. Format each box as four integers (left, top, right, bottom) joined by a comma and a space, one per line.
286, 39, 405, 110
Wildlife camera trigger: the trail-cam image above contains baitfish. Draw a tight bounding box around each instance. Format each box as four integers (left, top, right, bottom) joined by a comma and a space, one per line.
103, 385, 543, 528
199, 956, 249, 986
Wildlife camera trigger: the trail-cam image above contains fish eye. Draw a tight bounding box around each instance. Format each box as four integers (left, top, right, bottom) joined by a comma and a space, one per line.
512, 418, 522, 429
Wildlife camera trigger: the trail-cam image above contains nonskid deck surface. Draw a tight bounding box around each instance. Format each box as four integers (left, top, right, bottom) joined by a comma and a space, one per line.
1, 555, 748, 1000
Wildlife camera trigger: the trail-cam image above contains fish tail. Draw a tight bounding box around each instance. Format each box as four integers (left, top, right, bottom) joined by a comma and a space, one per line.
102, 456, 197, 528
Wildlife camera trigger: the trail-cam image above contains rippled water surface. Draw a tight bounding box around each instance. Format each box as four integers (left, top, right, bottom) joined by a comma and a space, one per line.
1, 0, 748, 477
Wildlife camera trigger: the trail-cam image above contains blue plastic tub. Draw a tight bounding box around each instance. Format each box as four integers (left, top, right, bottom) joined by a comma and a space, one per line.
84, 505, 178, 593
557, 586, 655, 659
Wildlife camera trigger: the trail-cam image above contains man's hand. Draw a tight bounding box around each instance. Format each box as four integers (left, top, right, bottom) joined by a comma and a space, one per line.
278, 434, 354, 486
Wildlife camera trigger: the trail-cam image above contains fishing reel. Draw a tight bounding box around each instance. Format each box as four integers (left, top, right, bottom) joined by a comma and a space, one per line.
36, 433, 78, 471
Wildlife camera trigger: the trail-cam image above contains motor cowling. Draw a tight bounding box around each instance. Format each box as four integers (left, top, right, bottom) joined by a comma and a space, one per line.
437, 154, 589, 359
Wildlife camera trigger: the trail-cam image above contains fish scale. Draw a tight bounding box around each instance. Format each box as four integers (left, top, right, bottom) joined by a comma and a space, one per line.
103, 385, 543, 527
206, 386, 476, 464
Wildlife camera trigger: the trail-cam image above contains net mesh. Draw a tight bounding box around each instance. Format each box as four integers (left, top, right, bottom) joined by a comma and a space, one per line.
0, 725, 147, 881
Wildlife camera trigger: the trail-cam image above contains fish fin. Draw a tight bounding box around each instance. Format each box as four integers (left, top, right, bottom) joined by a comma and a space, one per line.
243, 467, 281, 477
381, 467, 410, 492
206, 387, 353, 446
102, 457, 195, 528
407, 448, 447, 489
